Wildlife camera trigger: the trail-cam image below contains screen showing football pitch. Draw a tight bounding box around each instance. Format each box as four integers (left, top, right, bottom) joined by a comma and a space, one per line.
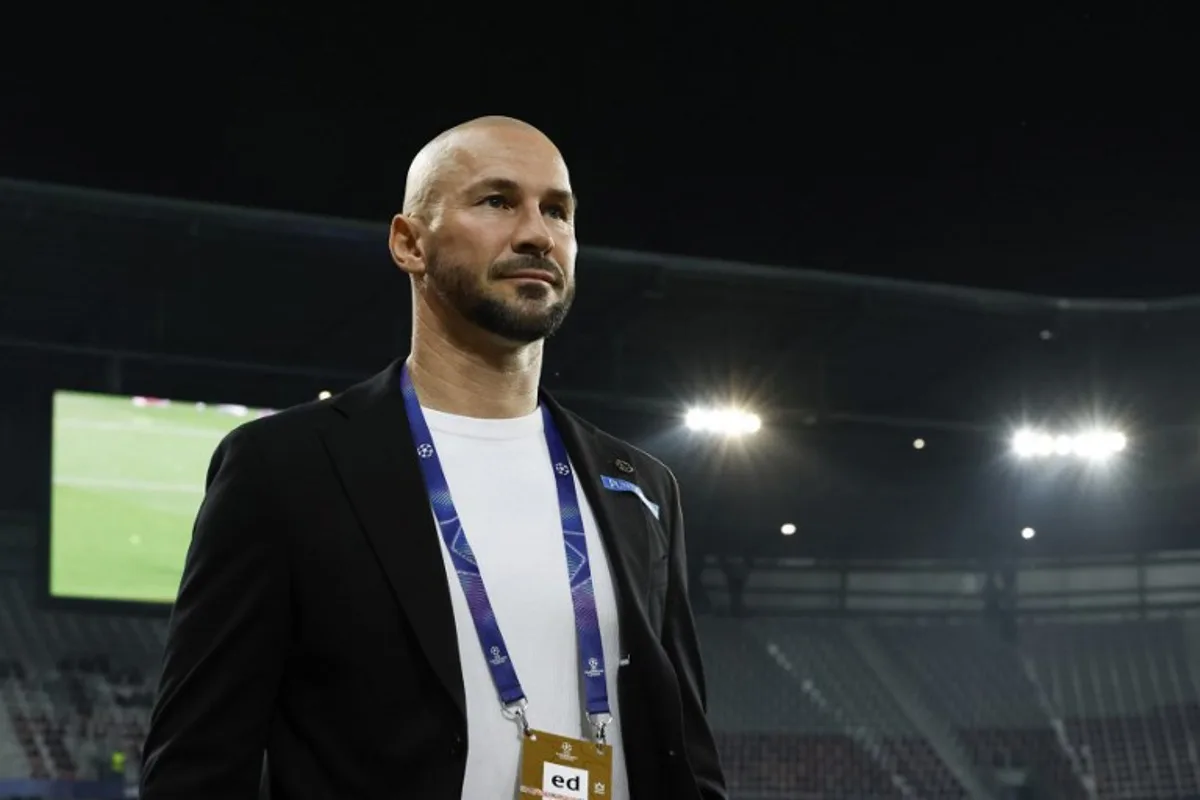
49, 390, 274, 604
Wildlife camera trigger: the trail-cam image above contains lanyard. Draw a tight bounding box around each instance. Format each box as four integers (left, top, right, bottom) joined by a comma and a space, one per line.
399, 365, 613, 743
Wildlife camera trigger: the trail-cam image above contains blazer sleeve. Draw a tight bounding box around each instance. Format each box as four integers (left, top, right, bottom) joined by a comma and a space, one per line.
662, 474, 728, 799
140, 425, 290, 799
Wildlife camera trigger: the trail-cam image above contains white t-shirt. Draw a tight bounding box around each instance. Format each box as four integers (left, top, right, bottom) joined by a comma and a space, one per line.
425, 406, 629, 800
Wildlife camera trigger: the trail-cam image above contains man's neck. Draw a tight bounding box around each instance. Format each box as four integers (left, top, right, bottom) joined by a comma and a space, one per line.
407, 313, 543, 419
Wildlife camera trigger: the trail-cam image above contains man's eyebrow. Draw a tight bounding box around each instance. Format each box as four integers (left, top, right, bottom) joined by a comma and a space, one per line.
466, 177, 578, 211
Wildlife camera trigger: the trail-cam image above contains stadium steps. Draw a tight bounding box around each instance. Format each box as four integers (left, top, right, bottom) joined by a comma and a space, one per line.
701, 617, 908, 798
1, 677, 51, 777
872, 622, 1090, 799
747, 618, 967, 799
0, 679, 31, 778
846, 623, 999, 800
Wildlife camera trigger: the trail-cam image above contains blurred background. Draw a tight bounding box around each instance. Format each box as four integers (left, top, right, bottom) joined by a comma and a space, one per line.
3, 6, 1200, 800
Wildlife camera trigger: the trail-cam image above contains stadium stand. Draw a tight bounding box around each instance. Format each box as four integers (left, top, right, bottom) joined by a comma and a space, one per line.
0, 574, 163, 788
702, 617, 918, 799
748, 619, 972, 799
1023, 621, 1200, 799
9, 550, 1200, 799
874, 623, 1089, 798
6, 180, 1200, 798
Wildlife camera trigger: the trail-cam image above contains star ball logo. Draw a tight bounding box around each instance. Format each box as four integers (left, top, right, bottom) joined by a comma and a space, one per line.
584, 658, 604, 678
417, 443, 434, 458
555, 462, 571, 476
488, 646, 507, 666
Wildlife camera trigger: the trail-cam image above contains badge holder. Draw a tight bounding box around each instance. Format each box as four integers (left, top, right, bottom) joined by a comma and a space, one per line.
516, 704, 614, 799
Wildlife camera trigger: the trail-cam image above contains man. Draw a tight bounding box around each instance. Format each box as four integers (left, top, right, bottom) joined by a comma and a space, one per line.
140, 116, 726, 799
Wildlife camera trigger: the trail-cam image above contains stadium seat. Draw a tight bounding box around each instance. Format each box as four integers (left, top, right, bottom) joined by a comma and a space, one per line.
4, 570, 1200, 798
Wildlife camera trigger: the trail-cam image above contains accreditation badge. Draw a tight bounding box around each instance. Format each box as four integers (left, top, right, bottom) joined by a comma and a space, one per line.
518, 729, 614, 800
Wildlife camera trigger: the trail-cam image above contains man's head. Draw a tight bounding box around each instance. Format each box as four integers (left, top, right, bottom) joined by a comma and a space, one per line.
390, 117, 577, 345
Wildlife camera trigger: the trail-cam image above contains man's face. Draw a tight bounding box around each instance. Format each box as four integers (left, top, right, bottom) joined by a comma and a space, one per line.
420, 128, 578, 343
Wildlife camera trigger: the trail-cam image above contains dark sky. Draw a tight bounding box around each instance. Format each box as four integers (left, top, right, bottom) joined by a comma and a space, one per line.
4, 6, 1197, 297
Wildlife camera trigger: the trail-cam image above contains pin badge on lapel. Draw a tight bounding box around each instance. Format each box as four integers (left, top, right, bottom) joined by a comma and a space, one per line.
614, 459, 634, 474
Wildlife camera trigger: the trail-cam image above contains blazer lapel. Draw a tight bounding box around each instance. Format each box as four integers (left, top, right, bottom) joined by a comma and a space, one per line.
322, 359, 465, 719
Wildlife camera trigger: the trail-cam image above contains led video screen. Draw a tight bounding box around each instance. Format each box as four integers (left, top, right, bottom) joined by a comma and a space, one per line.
49, 390, 274, 604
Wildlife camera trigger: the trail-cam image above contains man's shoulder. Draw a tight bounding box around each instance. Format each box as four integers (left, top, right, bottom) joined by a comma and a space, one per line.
221, 362, 396, 456
556, 405, 677, 488
217, 396, 335, 460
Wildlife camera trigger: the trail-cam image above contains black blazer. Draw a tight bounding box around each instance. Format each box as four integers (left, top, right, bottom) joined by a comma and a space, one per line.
140, 358, 727, 800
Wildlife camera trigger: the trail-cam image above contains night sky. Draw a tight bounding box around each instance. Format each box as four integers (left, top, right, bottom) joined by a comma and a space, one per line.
4, 6, 1196, 298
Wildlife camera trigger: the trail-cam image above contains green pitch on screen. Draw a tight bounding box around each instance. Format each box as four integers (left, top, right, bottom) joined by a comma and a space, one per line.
50, 391, 272, 604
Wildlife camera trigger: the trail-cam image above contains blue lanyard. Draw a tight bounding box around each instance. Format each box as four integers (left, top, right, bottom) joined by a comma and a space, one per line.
399, 364, 613, 743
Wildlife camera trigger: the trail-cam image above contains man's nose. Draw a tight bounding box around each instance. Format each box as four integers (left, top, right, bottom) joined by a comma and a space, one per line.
511, 204, 554, 256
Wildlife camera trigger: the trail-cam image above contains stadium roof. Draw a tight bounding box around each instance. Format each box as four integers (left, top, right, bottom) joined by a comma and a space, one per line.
3, 177, 1200, 560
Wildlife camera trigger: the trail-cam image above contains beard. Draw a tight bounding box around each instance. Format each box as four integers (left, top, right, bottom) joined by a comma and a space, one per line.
425, 251, 574, 343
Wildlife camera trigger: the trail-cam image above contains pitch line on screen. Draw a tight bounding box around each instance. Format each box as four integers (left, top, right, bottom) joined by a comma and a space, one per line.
57, 418, 221, 438
53, 476, 203, 494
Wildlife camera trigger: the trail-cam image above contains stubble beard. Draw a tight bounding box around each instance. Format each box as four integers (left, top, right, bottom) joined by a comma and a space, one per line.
425, 252, 574, 344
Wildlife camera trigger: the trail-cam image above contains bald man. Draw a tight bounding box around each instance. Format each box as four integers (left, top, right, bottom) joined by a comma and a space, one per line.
140, 117, 727, 800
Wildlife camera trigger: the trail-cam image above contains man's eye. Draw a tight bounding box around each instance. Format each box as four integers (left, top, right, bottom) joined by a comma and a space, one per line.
482, 195, 508, 209
545, 204, 569, 221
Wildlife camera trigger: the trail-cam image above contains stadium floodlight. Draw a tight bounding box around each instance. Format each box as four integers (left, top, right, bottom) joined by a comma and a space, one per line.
780, 523, 796, 536
1021, 527, 1036, 540
1012, 428, 1126, 461
685, 406, 762, 435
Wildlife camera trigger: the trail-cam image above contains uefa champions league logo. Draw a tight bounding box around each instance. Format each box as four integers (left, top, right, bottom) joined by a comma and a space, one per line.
488, 646, 507, 666
555, 462, 571, 476
417, 443, 434, 458
584, 657, 603, 678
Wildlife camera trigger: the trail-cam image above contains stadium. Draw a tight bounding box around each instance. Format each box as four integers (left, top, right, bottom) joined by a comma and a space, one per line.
2, 174, 1199, 799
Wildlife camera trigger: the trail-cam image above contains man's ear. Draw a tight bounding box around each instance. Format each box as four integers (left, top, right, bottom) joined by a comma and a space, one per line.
390, 214, 426, 277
